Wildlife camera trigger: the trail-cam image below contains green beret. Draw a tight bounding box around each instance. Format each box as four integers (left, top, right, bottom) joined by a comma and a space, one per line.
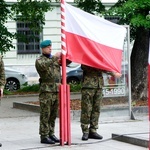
40, 40, 52, 48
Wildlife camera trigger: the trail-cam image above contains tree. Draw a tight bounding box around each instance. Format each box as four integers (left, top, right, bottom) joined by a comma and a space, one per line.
75, 0, 150, 100
0, 0, 53, 54
0, 0, 15, 54
75, 0, 105, 14
109, 0, 150, 100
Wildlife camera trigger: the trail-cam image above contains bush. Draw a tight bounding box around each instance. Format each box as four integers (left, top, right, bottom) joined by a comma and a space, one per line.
4, 89, 13, 95
4, 83, 81, 95
17, 84, 40, 92
19, 83, 81, 93
70, 83, 81, 92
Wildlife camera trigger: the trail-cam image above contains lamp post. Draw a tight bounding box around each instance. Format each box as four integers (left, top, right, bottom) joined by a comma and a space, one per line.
146, 10, 150, 150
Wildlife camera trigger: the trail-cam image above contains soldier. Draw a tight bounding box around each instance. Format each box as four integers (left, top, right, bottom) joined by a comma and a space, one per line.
35, 40, 61, 144
0, 55, 6, 147
80, 64, 121, 141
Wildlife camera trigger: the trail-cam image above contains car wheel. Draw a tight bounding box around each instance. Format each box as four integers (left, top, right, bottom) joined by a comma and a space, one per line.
5, 78, 20, 91
67, 77, 80, 84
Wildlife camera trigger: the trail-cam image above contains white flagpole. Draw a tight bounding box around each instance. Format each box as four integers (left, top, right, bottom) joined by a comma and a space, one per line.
60, 0, 71, 146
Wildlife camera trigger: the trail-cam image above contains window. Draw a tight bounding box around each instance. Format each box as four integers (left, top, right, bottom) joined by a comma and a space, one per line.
104, 16, 120, 24
17, 22, 41, 54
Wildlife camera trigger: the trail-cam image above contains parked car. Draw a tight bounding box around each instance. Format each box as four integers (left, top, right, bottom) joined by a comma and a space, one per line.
67, 65, 83, 84
4, 67, 28, 91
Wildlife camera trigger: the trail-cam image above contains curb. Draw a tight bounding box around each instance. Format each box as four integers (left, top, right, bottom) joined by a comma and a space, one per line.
3, 92, 80, 99
13, 101, 82, 120
13, 102, 40, 113
112, 133, 149, 148
3, 94, 39, 98
13, 101, 148, 118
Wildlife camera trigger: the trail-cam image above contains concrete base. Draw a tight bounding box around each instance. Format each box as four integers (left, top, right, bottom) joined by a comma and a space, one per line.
112, 133, 149, 148
13, 102, 40, 113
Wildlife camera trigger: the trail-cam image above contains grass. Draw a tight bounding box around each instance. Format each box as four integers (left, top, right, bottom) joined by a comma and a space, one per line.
4, 83, 81, 95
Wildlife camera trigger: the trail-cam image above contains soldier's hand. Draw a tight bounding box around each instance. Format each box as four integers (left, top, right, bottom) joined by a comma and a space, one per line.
113, 72, 122, 78
54, 52, 62, 59
54, 52, 62, 65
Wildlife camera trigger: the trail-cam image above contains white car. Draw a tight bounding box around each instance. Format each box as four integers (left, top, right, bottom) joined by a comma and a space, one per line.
4, 67, 28, 91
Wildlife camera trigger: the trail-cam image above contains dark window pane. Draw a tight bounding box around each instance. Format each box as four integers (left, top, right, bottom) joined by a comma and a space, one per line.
17, 21, 41, 54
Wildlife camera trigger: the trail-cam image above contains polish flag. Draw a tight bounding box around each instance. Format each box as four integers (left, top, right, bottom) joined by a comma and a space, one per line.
64, 2, 126, 73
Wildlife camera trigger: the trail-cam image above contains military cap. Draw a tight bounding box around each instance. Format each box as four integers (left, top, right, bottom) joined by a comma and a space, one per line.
40, 40, 52, 48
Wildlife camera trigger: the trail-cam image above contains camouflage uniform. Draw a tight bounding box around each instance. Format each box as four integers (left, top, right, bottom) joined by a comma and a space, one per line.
35, 54, 61, 140
80, 64, 104, 134
0, 56, 6, 90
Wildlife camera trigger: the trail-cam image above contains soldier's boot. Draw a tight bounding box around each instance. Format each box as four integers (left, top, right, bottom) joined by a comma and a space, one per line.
82, 133, 89, 141
41, 137, 55, 144
0, 143, 2, 147
88, 132, 103, 139
49, 135, 60, 143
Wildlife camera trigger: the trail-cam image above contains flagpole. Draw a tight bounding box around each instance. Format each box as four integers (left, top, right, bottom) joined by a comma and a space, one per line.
60, 0, 71, 146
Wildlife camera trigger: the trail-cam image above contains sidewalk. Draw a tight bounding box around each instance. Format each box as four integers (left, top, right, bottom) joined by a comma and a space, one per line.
0, 95, 149, 150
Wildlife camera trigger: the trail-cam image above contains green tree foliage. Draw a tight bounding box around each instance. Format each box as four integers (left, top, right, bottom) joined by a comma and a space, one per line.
75, 0, 105, 14
0, 0, 53, 54
11, 0, 53, 31
110, 0, 150, 39
0, 0, 15, 54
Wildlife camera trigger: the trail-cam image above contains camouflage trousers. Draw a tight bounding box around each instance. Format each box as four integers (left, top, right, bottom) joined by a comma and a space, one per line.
39, 92, 58, 140
80, 88, 103, 133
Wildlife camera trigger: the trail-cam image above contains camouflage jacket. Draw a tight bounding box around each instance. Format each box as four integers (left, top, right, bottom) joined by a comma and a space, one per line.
35, 55, 61, 92
0, 56, 6, 89
81, 65, 113, 89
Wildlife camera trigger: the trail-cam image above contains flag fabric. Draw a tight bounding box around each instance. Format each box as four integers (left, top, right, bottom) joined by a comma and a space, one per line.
65, 2, 126, 73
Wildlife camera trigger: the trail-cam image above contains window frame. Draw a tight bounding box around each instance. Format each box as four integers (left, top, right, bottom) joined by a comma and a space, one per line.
16, 21, 41, 54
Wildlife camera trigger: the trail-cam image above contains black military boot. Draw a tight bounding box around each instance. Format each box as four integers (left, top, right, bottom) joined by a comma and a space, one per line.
49, 135, 60, 143
41, 137, 55, 144
0, 143, 2, 147
88, 132, 103, 139
82, 133, 89, 141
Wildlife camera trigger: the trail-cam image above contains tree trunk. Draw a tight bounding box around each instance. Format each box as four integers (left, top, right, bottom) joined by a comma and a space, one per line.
131, 27, 149, 100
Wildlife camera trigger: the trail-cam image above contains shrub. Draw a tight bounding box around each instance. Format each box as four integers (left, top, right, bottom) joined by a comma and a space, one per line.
17, 84, 40, 92
70, 83, 81, 92
4, 83, 81, 95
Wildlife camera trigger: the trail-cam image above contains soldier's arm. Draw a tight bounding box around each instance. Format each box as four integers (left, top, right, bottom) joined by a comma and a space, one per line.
35, 57, 54, 78
102, 70, 122, 78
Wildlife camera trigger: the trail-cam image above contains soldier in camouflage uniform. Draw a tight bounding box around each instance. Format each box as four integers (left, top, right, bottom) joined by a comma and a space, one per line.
35, 40, 61, 144
80, 64, 121, 141
0, 55, 6, 147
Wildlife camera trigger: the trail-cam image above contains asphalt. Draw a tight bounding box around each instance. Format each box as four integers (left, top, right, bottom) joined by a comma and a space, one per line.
0, 94, 149, 150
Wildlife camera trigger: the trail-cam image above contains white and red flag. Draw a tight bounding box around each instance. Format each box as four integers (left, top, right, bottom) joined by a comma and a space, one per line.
65, 2, 126, 73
